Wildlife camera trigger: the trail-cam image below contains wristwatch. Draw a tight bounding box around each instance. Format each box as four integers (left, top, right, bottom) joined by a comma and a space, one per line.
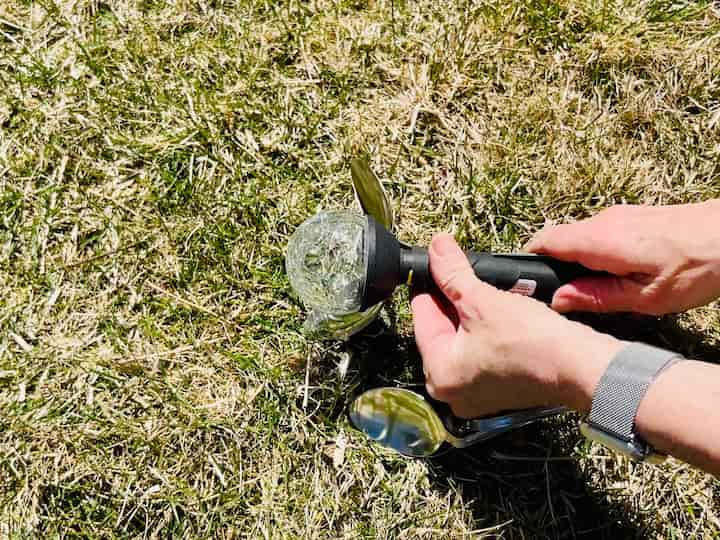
579, 342, 681, 463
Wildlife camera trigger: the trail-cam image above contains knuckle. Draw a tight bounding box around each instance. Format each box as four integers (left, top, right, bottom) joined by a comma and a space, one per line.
533, 226, 559, 247
633, 286, 666, 315
580, 280, 610, 312
626, 284, 672, 316
436, 267, 475, 302
426, 381, 450, 402
425, 380, 440, 400
488, 333, 514, 358
454, 294, 485, 322
425, 371, 461, 402
528, 228, 549, 248
585, 277, 633, 312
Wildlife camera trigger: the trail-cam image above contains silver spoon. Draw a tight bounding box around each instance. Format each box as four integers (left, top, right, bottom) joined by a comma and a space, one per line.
349, 387, 567, 458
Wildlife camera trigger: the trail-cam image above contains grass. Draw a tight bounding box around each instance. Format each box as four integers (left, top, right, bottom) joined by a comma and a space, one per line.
1, 0, 719, 538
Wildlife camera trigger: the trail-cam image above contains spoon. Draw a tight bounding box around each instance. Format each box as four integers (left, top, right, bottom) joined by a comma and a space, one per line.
349, 387, 567, 458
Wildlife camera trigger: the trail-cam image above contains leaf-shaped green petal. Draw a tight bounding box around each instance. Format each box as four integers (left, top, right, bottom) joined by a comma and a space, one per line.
351, 157, 393, 230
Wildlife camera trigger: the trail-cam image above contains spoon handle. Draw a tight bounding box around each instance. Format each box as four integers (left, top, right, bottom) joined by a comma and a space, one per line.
449, 406, 568, 449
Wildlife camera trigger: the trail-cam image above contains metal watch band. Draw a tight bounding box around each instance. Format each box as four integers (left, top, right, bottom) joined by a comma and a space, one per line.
587, 342, 681, 445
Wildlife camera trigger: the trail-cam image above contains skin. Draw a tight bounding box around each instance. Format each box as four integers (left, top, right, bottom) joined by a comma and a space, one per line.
411, 200, 720, 476
526, 200, 720, 315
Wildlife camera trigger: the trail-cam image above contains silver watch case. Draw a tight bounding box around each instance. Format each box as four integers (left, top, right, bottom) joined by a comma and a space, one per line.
580, 420, 666, 464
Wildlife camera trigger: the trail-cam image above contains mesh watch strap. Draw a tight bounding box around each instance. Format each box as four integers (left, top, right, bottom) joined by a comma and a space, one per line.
588, 342, 681, 443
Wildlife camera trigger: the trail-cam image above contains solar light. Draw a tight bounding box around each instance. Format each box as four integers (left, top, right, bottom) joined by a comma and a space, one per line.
286, 211, 598, 316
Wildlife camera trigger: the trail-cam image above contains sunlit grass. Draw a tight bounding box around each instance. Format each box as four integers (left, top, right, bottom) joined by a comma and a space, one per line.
1, 0, 719, 538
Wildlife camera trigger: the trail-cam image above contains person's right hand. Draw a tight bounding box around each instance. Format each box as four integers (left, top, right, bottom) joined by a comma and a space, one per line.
526, 199, 720, 315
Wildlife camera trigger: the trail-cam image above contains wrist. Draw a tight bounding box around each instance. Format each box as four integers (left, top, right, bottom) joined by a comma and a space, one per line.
556, 328, 625, 413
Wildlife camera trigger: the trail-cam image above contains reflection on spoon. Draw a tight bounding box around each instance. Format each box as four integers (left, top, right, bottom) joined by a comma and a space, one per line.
349, 387, 567, 458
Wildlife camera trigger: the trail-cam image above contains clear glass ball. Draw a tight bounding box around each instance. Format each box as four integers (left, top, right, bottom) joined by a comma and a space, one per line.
285, 211, 367, 315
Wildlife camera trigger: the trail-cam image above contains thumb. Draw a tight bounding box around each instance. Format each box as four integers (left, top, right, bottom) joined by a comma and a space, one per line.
552, 276, 647, 313
429, 234, 494, 312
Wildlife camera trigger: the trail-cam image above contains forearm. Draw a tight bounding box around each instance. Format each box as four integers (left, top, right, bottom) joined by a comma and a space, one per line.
561, 336, 720, 476
635, 360, 720, 476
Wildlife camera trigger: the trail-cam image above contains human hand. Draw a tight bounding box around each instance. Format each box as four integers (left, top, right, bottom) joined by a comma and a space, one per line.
526, 200, 720, 315
411, 234, 623, 418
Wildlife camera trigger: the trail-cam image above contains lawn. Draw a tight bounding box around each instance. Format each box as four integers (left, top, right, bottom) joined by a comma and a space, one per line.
1, 0, 719, 538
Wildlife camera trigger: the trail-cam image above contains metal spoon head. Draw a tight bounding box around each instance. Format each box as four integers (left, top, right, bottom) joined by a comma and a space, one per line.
349, 388, 448, 457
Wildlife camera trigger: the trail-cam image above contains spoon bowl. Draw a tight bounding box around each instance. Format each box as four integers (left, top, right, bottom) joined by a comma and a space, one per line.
350, 387, 568, 457
349, 388, 447, 458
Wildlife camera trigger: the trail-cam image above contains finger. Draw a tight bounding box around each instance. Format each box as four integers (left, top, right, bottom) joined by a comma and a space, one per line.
551, 276, 647, 313
447, 394, 501, 419
525, 222, 598, 262
428, 234, 497, 317
526, 223, 635, 275
410, 292, 456, 363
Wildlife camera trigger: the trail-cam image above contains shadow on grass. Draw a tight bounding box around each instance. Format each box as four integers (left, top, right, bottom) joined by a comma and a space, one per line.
338, 312, 720, 539
426, 421, 643, 539
568, 312, 720, 365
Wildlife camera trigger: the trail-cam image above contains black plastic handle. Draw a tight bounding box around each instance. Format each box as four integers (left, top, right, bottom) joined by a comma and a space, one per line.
465, 252, 600, 303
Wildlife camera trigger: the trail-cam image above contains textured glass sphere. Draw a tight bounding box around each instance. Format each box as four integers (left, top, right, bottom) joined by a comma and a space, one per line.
285, 212, 367, 315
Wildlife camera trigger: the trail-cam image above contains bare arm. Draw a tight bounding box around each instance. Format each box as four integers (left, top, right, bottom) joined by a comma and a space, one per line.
632, 360, 720, 475
412, 232, 720, 476
524, 198, 720, 474
561, 342, 720, 476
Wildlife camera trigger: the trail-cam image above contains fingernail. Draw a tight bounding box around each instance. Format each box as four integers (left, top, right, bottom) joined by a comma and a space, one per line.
432, 234, 457, 256
552, 293, 573, 313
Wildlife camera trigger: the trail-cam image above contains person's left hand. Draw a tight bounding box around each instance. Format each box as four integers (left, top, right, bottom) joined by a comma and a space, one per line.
411, 234, 623, 418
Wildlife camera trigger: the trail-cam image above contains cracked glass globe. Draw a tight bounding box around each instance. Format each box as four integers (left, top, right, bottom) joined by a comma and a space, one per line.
285, 211, 367, 315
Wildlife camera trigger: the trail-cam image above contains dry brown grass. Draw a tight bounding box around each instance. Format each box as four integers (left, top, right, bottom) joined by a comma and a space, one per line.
1, 0, 719, 538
